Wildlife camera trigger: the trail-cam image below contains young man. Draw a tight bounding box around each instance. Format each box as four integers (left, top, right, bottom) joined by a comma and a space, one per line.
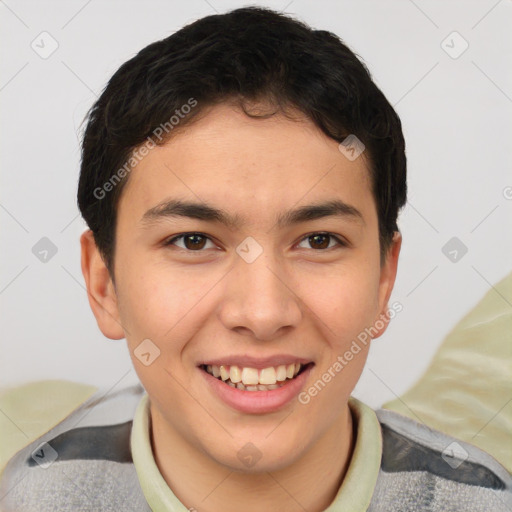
1, 7, 511, 511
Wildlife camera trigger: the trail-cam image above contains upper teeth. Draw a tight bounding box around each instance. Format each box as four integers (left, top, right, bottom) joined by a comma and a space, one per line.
206, 363, 302, 385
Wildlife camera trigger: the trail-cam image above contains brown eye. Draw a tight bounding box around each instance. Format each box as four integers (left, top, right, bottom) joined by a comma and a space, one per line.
165, 233, 214, 251
183, 234, 207, 250
298, 233, 345, 250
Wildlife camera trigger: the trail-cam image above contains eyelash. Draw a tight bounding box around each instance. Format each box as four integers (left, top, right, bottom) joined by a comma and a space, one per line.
163, 232, 347, 252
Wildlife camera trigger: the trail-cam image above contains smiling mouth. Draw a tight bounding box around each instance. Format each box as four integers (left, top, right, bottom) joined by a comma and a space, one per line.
200, 362, 313, 392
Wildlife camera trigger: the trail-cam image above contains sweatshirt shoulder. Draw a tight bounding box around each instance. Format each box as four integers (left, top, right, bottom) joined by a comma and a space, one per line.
369, 408, 512, 511
0, 380, 98, 476
0, 382, 148, 511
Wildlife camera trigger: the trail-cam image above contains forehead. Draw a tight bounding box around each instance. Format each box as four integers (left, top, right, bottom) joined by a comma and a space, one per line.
117, 104, 374, 226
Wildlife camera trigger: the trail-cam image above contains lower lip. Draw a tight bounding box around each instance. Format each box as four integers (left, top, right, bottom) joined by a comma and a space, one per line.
200, 365, 313, 414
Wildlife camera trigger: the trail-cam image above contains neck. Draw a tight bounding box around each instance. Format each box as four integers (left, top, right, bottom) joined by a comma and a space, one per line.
150, 403, 355, 512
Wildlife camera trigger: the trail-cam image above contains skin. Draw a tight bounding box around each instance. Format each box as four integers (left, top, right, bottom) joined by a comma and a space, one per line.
81, 103, 401, 512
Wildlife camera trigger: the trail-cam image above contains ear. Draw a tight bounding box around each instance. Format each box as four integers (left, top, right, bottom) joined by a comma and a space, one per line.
80, 229, 125, 340
372, 231, 402, 339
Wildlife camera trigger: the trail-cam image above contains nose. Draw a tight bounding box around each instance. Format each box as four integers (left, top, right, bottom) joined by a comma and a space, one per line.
217, 247, 303, 341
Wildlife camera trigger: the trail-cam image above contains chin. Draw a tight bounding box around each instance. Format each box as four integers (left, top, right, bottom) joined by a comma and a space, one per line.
204, 428, 309, 474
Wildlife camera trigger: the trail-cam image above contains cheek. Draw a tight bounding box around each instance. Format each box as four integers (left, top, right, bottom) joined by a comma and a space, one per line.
115, 260, 212, 350
300, 273, 377, 421
313, 265, 381, 344
115, 264, 214, 403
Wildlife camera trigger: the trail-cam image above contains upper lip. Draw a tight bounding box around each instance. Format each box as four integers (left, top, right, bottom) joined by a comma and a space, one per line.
198, 354, 314, 369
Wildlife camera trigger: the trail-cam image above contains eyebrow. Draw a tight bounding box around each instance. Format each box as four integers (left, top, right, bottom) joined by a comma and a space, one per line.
140, 198, 364, 230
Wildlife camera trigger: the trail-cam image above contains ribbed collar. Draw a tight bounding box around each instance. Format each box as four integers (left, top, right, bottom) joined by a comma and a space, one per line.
131, 394, 382, 512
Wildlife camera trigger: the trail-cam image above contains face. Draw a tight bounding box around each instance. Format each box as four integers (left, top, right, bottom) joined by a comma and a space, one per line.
82, 103, 400, 473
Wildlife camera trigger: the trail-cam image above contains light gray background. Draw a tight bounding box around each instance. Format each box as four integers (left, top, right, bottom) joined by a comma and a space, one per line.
1, 0, 511, 408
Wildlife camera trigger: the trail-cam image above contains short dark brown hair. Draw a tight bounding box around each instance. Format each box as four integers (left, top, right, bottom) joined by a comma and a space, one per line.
77, 6, 407, 277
